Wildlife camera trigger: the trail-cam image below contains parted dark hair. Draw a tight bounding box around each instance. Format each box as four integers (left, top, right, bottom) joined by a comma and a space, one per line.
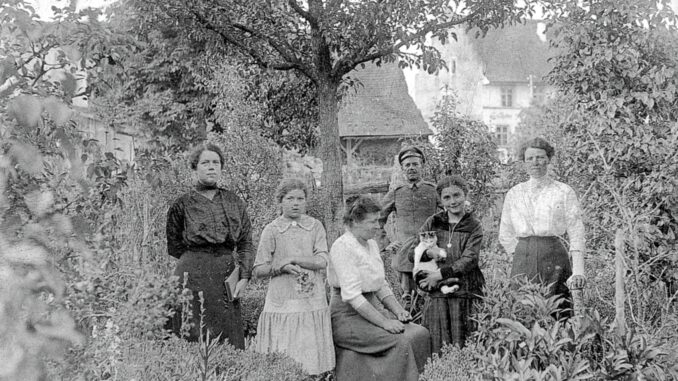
436, 175, 469, 196
518, 137, 555, 161
188, 143, 225, 170
343, 195, 382, 226
275, 178, 308, 203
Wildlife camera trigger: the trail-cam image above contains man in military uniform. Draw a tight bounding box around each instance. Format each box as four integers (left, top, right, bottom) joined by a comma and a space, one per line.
379, 146, 440, 305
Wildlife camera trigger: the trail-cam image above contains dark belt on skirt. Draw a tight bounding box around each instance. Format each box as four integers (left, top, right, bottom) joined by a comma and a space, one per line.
183, 244, 234, 257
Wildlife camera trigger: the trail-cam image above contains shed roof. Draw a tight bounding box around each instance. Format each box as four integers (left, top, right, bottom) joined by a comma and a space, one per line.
338, 62, 432, 138
471, 20, 555, 84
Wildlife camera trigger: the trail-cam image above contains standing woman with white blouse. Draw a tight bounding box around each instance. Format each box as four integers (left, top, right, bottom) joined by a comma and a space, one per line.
499, 137, 587, 315
328, 195, 430, 381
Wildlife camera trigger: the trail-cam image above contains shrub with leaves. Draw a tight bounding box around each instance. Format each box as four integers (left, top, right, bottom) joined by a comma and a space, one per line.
421, 92, 501, 216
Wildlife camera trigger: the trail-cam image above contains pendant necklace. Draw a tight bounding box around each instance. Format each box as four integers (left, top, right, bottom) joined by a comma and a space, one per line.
446, 222, 458, 248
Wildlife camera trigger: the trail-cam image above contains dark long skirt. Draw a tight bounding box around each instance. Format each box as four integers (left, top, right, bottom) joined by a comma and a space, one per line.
511, 236, 573, 316
330, 289, 430, 381
168, 251, 245, 348
422, 296, 477, 354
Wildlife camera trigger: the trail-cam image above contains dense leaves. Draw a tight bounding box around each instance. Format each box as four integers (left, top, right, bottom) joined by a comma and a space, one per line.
123, 0, 547, 240
533, 0, 678, 327
422, 92, 501, 216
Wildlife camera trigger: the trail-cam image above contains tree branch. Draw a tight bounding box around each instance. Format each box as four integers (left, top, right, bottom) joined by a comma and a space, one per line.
190, 10, 317, 83
333, 11, 479, 77
287, 0, 317, 28
229, 22, 304, 70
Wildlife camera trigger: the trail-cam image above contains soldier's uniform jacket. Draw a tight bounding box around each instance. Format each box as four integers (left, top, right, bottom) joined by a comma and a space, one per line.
379, 180, 440, 272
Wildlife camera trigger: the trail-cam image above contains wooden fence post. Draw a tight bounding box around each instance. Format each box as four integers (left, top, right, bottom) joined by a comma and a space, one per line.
614, 228, 627, 337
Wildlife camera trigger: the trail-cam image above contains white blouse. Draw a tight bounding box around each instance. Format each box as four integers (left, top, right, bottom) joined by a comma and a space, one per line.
327, 230, 394, 309
499, 177, 586, 274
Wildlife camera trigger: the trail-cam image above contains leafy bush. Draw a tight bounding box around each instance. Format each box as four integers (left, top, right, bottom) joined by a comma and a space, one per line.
420, 344, 477, 381
421, 92, 501, 216
50, 334, 308, 381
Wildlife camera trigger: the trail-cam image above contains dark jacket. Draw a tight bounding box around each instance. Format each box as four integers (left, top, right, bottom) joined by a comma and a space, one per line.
410, 211, 485, 298
379, 180, 440, 241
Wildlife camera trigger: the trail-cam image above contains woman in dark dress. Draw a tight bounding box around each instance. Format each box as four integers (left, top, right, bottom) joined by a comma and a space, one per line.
165, 143, 254, 347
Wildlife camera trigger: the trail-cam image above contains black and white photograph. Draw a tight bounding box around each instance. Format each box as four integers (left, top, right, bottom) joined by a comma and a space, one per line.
1, 0, 677, 379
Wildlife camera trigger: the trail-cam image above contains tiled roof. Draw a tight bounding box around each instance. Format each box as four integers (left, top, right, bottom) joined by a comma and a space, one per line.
471, 20, 555, 84
338, 62, 432, 137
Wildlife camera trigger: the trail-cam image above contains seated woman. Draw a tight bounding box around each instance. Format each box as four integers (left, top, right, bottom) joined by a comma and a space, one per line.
252, 178, 334, 375
328, 195, 431, 381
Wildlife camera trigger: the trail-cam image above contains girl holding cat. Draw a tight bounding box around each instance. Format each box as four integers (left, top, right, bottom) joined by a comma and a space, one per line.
414, 175, 485, 353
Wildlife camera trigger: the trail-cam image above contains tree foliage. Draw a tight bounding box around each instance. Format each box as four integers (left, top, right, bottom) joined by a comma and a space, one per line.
125, 0, 544, 240
92, 3, 318, 152
540, 0, 678, 324
422, 93, 500, 217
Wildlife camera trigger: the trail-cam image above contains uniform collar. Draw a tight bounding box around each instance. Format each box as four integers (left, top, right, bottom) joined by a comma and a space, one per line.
273, 214, 314, 233
407, 180, 422, 189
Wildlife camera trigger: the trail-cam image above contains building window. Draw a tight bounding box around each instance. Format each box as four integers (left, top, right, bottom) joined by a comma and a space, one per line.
532, 86, 546, 105
500, 87, 513, 108
494, 124, 509, 146
450, 59, 456, 74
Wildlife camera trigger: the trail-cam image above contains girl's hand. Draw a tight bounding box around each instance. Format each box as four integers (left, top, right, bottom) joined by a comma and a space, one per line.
425, 246, 444, 260
418, 270, 443, 289
281, 264, 302, 275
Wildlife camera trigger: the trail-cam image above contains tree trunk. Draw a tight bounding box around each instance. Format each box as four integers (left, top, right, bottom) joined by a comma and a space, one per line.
316, 77, 344, 244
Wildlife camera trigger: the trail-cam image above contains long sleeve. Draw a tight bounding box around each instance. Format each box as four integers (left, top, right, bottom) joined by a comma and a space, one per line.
564, 186, 586, 276
441, 224, 483, 280
166, 201, 186, 259
564, 187, 586, 253
378, 189, 396, 228
312, 221, 330, 265
235, 200, 255, 279
499, 189, 518, 255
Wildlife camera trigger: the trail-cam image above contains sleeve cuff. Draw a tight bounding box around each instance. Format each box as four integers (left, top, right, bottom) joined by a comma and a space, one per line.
376, 286, 394, 301
347, 294, 368, 309
440, 266, 456, 280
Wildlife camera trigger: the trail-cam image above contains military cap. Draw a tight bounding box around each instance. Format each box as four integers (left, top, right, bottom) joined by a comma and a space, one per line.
398, 145, 425, 164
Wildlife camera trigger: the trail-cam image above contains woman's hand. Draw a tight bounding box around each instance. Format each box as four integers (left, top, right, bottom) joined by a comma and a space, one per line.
418, 269, 443, 290
233, 278, 249, 299
396, 310, 412, 323
382, 319, 405, 334
567, 274, 587, 290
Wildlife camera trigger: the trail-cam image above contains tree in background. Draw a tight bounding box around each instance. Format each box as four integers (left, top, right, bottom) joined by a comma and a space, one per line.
127, 0, 544, 240
542, 0, 678, 324
91, 2, 318, 153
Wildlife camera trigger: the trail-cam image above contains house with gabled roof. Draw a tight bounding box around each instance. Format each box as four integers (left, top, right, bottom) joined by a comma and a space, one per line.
409, 20, 556, 160
339, 61, 432, 185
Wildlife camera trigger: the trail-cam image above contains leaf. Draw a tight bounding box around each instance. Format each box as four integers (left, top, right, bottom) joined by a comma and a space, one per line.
497, 318, 531, 336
